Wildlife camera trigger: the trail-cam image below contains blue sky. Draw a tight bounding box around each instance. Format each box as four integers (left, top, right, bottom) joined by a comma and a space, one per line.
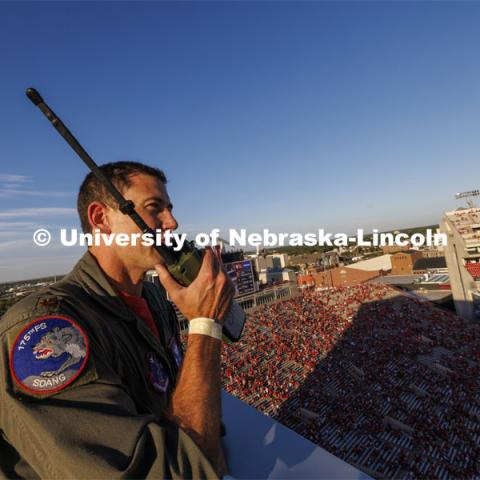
1, 1, 480, 282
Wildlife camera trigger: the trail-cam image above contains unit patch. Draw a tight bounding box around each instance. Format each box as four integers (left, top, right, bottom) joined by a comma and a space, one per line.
10, 316, 89, 395
169, 338, 183, 368
147, 351, 169, 393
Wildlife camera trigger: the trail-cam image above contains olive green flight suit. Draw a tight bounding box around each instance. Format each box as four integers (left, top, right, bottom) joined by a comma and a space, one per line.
0, 251, 218, 479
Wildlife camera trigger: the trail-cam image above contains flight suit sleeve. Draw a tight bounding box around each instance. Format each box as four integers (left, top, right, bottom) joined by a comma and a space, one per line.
0, 319, 219, 479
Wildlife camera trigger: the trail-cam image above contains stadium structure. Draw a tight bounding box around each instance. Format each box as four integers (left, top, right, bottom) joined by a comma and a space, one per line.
441, 207, 480, 321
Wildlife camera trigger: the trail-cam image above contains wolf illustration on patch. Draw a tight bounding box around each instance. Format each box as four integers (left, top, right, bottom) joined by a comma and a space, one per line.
33, 325, 86, 377
10, 316, 89, 394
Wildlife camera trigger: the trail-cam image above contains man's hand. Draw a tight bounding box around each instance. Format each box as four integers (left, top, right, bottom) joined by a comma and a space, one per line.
154, 247, 235, 322
156, 248, 232, 476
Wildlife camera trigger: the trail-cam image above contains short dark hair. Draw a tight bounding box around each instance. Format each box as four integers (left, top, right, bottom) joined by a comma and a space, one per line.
77, 161, 167, 234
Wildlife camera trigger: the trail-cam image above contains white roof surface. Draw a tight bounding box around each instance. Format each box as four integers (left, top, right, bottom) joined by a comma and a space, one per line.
349, 254, 392, 272
222, 392, 369, 479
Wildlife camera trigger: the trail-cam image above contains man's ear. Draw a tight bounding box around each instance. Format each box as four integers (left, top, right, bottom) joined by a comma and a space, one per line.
87, 202, 112, 234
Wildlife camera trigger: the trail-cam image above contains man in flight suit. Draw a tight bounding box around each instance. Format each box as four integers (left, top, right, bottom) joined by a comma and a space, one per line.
0, 161, 234, 478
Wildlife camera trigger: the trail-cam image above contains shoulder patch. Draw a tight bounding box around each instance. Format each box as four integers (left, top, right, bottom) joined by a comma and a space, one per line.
9, 316, 89, 395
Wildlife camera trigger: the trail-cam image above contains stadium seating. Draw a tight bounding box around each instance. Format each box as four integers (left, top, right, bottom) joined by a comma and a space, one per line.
220, 284, 480, 479
465, 262, 480, 280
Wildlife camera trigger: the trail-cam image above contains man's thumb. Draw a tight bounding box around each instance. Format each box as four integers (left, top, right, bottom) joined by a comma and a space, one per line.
154, 263, 182, 296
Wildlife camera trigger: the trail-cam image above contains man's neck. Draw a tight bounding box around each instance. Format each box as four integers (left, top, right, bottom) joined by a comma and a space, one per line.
89, 248, 144, 297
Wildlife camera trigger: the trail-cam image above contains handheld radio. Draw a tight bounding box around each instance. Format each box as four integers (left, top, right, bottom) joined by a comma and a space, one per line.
26, 88, 246, 342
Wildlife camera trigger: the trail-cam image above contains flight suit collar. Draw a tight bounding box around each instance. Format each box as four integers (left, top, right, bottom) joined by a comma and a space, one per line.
67, 250, 133, 322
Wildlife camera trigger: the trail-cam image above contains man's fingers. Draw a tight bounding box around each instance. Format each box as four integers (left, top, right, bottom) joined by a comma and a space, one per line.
200, 247, 219, 277
154, 263, 183, 297
214, 246, 224, 265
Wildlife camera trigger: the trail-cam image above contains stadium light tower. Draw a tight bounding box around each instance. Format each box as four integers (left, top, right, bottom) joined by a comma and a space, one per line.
454, 189, 480, 208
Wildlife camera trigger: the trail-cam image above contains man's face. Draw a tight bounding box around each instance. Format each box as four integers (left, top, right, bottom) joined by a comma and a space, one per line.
104, 173, 178, 270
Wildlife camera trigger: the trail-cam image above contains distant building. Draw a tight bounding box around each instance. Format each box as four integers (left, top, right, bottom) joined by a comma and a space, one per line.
374, 270, 452, 306
381, 245, 411, 254
297, 254, 391, 288
254, 255, 274, 272
349, 254, 392, 273
298, 266, 381, 288
288, 251, 339, 270
412, 256, 447, 275
252, 254, 297, 286
441, 208, 480, 320
270, 254, 289, 269
258, 270, 283, 285
390, 250, 423, 276
282, 269, 297, 283
420, 247, 444, 258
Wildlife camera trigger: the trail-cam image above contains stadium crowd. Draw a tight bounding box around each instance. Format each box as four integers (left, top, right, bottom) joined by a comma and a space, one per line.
220, 283, 480, 479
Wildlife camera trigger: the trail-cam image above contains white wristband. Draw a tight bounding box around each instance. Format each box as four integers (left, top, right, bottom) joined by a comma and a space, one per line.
189, 317, 223, 341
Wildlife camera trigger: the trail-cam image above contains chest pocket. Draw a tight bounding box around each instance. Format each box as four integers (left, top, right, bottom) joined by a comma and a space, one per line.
109, 320, 171, 417
101, 285, 182, 417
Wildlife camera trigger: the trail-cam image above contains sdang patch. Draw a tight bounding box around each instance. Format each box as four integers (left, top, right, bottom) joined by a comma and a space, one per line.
10, 316, 89, 395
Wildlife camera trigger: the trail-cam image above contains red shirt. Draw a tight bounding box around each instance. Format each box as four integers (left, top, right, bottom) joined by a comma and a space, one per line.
118, 290, 160, 340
